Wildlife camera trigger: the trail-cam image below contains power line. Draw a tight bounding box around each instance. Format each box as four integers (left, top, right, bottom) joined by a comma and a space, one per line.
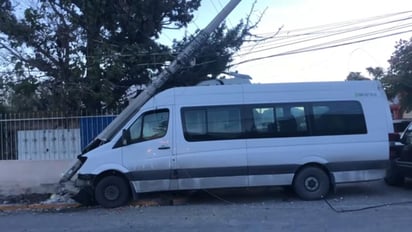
239, 13, 412, 53
230, 29, 412, 67
229, 10, 412, 67
237, 20, 412, 57
251, 10, 412, 38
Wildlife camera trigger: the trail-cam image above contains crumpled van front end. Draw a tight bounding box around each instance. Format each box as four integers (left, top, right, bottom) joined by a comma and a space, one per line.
66, 139, 127, 206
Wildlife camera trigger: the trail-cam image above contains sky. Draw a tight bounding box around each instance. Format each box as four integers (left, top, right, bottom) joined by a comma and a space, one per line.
160, 0, 412, 84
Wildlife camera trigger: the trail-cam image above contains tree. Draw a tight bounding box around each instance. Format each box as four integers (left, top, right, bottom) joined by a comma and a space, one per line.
63, 0, 202, 110
380, 38, 412, 113
162, 21, 250, 90
0, 0, 91, 111
0, 0, 256, 112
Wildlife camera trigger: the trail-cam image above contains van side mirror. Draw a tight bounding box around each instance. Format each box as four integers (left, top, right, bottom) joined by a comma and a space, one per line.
122, 129, 131, 145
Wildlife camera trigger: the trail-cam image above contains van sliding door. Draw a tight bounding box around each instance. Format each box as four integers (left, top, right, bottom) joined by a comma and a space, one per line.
246, 104, 309, 186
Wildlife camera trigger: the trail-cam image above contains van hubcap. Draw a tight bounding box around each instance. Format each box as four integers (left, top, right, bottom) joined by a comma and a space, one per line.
304, 177, 319, 191
104, 185, 120, 201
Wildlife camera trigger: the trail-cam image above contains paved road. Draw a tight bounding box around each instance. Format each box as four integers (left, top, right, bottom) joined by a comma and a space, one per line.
1, 180, 412, 232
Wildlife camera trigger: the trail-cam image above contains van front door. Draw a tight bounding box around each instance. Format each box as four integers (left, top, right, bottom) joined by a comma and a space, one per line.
121, 108, 173, 193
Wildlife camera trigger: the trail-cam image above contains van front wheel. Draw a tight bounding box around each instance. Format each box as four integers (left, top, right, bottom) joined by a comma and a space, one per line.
293, 167, 330, 200
95, 176, 131, 208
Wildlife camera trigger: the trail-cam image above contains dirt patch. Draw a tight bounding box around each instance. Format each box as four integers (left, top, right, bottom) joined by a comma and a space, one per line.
0, 193, 51, 205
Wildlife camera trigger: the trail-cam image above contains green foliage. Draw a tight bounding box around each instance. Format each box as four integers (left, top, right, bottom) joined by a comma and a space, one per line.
163, 21, 249, 89
1, 0, 254, 112
61, 0, 201, 110
381, 38, 412, 112
8, 76, 45, 111
1, 0, 87, 111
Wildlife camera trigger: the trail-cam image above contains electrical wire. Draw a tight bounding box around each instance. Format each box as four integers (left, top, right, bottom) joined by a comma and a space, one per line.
238, 22, 412, 55
324, 198, 412, 213
253, 10, 412, 38
237, 15, 412, 55
245, 11, 412, 41
179, 166, 412, 214
230, 29, 412, 67
193, 186, 412, 214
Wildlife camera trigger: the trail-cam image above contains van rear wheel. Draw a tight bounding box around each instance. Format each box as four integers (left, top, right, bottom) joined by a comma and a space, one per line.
95, 176, 131, 208
293, 166, 330, 200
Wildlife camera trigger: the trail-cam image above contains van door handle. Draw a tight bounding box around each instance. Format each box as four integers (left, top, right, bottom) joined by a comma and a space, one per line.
158, 145, 170, 150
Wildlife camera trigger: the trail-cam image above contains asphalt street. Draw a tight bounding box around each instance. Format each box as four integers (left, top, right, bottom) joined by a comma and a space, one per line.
1, 180, 412, 232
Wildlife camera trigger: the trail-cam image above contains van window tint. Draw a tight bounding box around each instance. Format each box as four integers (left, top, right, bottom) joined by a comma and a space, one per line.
129, 109, 169, 142
182, 101, 367, 142
183, 107, 242, 141
275, 105, 308, 136
251, 105, 308, 138
208, 108, 241, 134
253, 107, 275, 133
311, 101, 366, 135
183, 110, 207, 135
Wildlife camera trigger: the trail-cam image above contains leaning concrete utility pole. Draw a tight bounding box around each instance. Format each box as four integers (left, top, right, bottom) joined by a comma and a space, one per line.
60, 0, 242, 183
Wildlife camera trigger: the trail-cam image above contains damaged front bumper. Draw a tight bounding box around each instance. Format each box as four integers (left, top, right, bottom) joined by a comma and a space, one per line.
64, 174, 97, 206
75, 174, 96, 188
63, 171, 97, 206
58, 158, 97, 206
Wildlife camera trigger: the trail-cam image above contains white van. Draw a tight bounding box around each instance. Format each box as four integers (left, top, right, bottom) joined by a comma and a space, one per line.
74, 81, 393, 208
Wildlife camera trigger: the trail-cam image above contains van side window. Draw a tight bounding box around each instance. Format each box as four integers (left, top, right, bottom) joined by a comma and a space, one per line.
250, 105, 308, 138
129, 109, 169, 142
275, 105, 308, 136
311, 101, 366, 135
252, 107, 275, 134
182, 107, 242, 141
182, 101, 367, 142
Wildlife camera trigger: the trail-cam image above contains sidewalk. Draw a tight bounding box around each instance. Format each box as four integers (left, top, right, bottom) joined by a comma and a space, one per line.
0, 160, 74, 196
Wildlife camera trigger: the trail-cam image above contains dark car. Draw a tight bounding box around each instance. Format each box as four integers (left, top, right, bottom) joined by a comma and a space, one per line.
385, 121, 412, 185
393, 119, 412, 135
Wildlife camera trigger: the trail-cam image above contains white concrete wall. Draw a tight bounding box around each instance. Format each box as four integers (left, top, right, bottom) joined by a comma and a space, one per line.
0, 160, 75, 196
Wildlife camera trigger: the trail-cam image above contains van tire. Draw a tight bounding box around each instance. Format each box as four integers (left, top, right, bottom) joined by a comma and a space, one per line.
293, 166, 330, 200
95, 176, 131, 208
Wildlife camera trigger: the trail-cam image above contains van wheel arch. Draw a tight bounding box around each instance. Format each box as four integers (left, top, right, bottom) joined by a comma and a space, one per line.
93, 170, 129, 186
293, 163, 334, 200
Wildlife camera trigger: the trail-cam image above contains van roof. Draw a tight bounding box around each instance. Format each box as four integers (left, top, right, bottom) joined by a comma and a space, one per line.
162, 80, 384, 97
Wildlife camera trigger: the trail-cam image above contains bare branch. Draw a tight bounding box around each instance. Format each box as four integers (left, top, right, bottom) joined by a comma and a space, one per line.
244, 25, 283, 42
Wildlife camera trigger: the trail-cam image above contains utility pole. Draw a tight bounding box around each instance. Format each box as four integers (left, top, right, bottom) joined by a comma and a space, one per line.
60, 0, 242, 183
